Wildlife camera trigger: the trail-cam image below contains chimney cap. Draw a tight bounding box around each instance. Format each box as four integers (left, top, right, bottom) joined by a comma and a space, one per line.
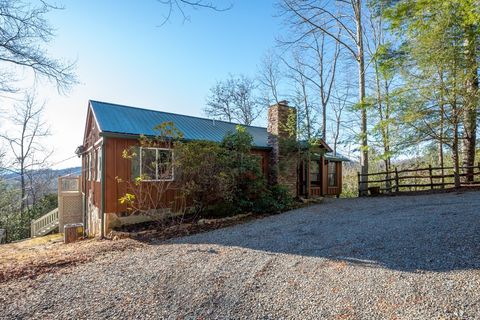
278, 100, 289, 106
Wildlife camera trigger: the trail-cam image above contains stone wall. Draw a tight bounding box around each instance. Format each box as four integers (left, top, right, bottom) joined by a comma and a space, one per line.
86, 192, 102, 237
267, 101, 298, 197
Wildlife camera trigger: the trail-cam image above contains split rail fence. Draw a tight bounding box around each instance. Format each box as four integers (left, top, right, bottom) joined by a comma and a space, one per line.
358, 164, 480, 196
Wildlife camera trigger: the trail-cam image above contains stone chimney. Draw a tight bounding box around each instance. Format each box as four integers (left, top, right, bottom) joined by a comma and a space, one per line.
267, 100, 295, 138
267, 100, 297, 195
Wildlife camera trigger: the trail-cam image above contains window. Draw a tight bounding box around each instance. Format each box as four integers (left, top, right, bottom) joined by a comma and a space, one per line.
91, 151, 95, 181
86, 152, 91, 181
310, 161, 321, 186
96, 149, 102, 181
140, 147, 174, 181
93, 150, 97, 181
328, 162, 337, 187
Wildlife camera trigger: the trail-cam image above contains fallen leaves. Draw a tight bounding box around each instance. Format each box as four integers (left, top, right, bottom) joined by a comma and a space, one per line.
0, 237, 144, 283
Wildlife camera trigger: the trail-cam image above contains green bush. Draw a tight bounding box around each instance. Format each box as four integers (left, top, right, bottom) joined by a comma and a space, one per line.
175, 140, 233, 214
253, 185, 294, 214
177, 125, 275, 218
142, 123, 297, 221
0, 192, 58, 242
202, 202, 242, 219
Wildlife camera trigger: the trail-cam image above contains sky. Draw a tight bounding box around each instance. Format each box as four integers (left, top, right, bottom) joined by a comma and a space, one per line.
12, 0, 281, 169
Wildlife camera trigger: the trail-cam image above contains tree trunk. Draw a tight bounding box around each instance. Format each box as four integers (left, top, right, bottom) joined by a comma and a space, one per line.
462, 27, 478, 182
322, 101, 327, 141
20, 122, 26, 213
452, 99, 461, 188
334, 111, 340, 155
356, 0, 368, 195
301, 78, 312, 140
439, 103, 445, 187
453, 121, 461, 188
20, 163, 25, 213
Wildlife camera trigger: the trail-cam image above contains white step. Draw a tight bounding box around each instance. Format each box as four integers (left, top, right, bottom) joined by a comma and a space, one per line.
31, 208, 59, 238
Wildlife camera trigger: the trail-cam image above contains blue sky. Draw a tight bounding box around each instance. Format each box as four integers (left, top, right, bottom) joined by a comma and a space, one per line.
33, 0, 280, 168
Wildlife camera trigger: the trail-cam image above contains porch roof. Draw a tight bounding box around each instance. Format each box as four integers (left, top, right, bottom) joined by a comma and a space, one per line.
311, 152, 350, 162
324, 153, 350, 162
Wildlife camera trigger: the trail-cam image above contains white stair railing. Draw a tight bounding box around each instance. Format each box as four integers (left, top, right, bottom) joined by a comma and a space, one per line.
31, 208, 59, 237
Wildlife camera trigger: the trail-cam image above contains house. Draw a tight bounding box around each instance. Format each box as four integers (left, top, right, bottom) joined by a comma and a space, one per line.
77, 100, 347, 237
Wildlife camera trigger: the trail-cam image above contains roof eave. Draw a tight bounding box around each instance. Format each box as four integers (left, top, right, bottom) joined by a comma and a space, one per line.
99, 131, 272, 150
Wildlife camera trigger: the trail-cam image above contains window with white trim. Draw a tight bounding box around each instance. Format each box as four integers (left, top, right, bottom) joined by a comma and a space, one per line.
140, 147, 174, 181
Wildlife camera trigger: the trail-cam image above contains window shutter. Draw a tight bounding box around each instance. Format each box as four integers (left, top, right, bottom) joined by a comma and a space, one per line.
97, 149, 102, 181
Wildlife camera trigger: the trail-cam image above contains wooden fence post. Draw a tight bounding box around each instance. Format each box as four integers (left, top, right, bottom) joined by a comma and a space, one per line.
429, 164, 434, 190
357, 172, 361, 197
394, 167, 399, 193
477, 162, 480, 183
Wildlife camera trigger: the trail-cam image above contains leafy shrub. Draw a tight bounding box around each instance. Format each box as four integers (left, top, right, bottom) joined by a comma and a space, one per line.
0, 191, 58, 242
121, 123, 298, 223
253, 185, 294, 213
202, 202, 242, 219
221, 126, 267, 213
177, 125, 279, 218
175, 140, 233, 215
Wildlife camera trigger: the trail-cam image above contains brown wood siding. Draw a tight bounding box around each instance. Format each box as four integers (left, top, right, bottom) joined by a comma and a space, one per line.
104, 137, 132, 214
250, 149, 270, 178
102, 138, 271, 215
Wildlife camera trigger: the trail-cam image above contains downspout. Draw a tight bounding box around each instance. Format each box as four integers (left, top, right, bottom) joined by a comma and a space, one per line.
82, 154, 87, 237
100, 138, 106, 239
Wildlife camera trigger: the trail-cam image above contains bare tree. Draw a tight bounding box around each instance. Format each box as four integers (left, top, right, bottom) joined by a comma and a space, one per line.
366, 6, 395, 190
283, 51, 314, 140
157, 0, 232, 25
25, 168, 56, 206
204, 79, 236, 122
205, 74, 262, 125
330, 91, 348, 155
281, 32, 340, 141
0, 92, 51, 212
258, 51, 282, 106
0, 0, 76, 92
280, 0, 369, 194
312, 32, 340, 141
232, 75, 262, 125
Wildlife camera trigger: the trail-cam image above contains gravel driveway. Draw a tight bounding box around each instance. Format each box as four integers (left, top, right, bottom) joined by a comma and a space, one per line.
2, 191, 480, 319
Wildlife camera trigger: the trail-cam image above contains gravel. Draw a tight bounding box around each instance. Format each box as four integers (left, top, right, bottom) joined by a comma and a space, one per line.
2, 191, 480, 319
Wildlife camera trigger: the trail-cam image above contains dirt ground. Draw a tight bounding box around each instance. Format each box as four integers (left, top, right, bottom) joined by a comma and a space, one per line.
0, 234, 143, 283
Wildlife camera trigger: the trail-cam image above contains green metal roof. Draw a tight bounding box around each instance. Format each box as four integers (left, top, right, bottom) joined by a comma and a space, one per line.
310, 152, 350, 162
90, 100, 271, 148
324, 153, 350, 162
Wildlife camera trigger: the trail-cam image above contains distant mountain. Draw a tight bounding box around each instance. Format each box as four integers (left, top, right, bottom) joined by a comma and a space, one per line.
2, 166, 81, 180
1, 166, 82, 193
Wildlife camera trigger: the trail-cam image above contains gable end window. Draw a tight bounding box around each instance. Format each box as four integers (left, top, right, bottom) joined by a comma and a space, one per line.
140, 147, 174, 181
86, 152, 92, 181
96, 148, 102, 182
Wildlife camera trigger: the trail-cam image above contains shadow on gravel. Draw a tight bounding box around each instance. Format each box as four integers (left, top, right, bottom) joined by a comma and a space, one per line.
168, 193, 480, 273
